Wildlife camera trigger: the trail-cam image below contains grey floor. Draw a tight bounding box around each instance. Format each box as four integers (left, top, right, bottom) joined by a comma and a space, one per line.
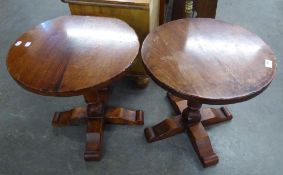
0, 0, 283, 174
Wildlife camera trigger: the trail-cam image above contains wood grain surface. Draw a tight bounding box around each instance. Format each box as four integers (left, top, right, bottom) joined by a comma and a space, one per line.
62, 0, 150, 9
142, 18, 276, 104
65, 0, 160, 79
7, 16, 139, 96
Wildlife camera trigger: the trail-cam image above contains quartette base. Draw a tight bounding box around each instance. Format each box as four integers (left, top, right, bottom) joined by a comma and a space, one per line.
144, 93, 233, 167
52, 89, 144, 161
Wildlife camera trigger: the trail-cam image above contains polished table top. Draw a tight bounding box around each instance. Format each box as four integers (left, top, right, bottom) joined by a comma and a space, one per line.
7, 16, 139, 96
142, 18, 277, 105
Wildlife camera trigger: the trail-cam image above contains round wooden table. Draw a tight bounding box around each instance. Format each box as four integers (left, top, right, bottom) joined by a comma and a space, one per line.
141, 18, 276, 167
6, 16, 144, 161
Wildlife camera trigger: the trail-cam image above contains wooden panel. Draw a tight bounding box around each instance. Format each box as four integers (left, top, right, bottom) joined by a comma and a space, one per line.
69, 4, 149, 39
62, 0, 150, 9
172, 0, 186, 20
195, 0, 218, 18
149, 0, 160, 31
158, 0, 166, 24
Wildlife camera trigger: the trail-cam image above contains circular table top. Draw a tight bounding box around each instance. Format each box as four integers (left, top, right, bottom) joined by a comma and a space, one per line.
7, 16, 139, 96
142, 18, 276, 105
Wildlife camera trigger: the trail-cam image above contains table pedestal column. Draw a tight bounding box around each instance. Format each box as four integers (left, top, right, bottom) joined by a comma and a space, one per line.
52, 88, 144, 161
144, 93, 232, 167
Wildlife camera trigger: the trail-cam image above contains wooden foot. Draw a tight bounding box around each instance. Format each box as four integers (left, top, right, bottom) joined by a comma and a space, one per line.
167, 93, 233, 126
144, 115, 185, 143
84, 117, 104, 161
52, 107, 87, 127
187, 123, 219, 167
135, 76, 150, 88
105, 107, 144, 125
201, 107, 233, 126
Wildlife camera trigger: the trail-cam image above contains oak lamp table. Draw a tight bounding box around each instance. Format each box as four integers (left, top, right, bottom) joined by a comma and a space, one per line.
6, 16, 144, 161
142, 18, 276, 167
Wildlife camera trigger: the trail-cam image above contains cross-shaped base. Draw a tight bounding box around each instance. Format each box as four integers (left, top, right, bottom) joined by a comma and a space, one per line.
144, 93, 233, 167
52, 89, 144, 161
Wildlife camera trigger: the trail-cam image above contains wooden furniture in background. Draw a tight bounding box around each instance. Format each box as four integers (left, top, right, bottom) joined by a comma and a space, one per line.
61, 0, 161, 88
171, 0, 186, 20
194, 0, 218, 18
141, 18, 276, 167
7, 16, 144, 161
159, 0, 166, 24
171, 0, 218, 20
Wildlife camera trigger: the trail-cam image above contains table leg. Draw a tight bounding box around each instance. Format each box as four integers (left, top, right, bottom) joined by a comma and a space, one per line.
144, 115, 185, 142
83, 91, 106, 161
187, 122, 219, 167
184, 102, 218, 167
167, 93, 187, 114
52, 107, 87, 127
84, 115, 104, 161
105, 107, 144, 125
135, 75, 150, 89
200, 107, 233, 126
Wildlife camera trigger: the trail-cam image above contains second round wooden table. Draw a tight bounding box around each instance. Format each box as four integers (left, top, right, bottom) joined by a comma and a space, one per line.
142, 18, 276, 167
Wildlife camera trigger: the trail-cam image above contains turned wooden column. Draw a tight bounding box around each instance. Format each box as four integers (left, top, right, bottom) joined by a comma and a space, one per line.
182, 101, 201, 124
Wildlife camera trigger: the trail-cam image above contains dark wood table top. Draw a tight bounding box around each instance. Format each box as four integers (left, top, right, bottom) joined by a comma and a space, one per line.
7, 16, 139, 96
142, 18, 276, 105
